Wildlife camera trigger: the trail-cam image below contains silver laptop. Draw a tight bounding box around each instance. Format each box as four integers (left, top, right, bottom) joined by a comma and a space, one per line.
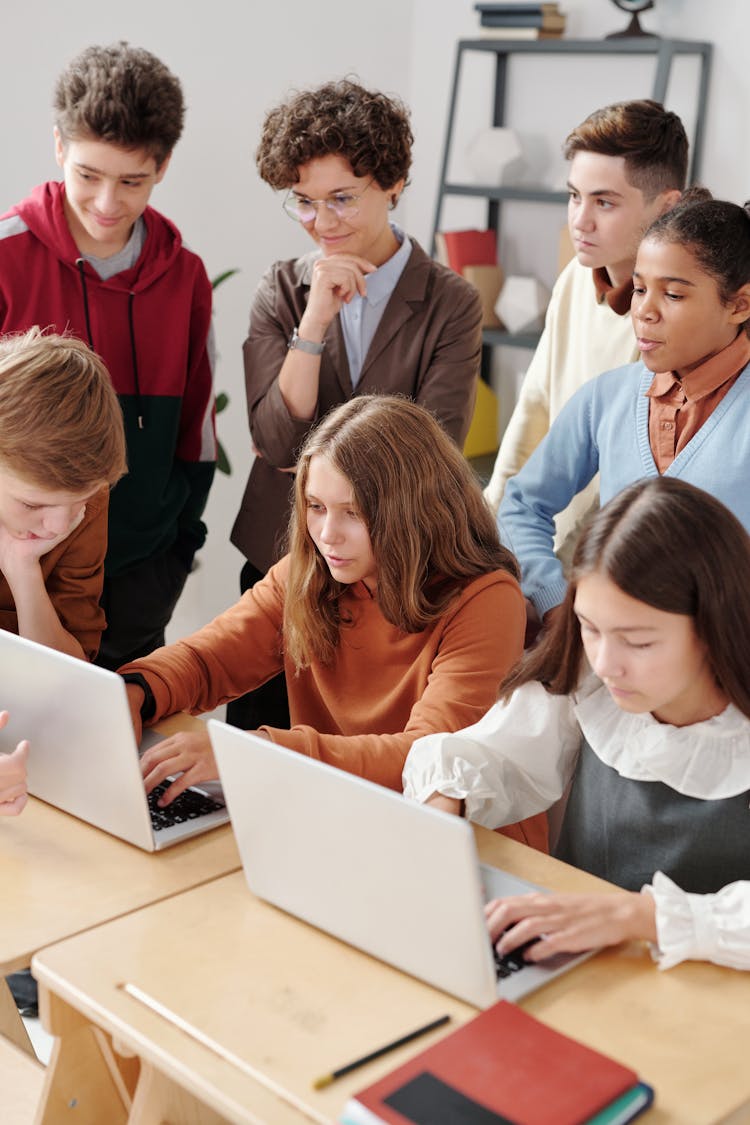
0, 630, 228, 851
209, 720, 593, 1008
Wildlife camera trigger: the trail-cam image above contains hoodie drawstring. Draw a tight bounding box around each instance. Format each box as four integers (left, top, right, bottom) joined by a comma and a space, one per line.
75, 259, 145, 430
127, 292, 144, 430
75, 259, 94, 350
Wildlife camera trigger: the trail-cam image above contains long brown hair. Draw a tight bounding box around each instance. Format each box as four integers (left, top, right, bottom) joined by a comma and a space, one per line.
502, 477, 750, 719
283, 395, 519, 670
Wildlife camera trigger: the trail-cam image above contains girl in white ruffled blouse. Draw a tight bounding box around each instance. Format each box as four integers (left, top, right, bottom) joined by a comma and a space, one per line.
403, 476, 750, 972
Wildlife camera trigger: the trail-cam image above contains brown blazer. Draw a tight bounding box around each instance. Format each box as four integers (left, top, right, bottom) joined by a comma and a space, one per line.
231, 238, 482, 572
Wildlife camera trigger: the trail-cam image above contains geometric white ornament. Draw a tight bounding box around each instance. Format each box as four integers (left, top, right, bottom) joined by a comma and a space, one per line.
466, 127, 524, 185
494, 275, 551, 335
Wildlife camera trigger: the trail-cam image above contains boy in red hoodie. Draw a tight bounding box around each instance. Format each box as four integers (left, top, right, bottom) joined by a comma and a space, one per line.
0, 42, 216, 669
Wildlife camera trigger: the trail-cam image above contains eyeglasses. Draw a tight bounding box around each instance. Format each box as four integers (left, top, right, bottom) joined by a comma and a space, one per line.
282, 180, 374, 224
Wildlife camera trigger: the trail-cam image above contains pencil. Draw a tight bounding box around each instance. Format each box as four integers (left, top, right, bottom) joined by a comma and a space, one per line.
312, 1013, 451, 1090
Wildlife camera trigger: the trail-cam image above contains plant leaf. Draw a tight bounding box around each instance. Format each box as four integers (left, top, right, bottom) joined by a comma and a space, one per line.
211, 268, 240, 289
217, 441, 231, 475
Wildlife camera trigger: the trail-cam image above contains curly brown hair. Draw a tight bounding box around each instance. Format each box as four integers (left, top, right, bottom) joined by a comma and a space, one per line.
256, 79, 413, 190
54, 42, 184, 167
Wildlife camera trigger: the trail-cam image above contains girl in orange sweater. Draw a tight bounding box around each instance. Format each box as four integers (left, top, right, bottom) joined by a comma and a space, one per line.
122, 396, 543, 848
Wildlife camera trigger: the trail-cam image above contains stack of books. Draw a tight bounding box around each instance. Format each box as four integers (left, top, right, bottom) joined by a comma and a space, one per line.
475, 2, 567, 40
433, 228, 503, 328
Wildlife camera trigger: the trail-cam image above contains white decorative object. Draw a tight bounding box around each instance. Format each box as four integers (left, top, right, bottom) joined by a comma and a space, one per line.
466, 127, 524, 186
494, 276, 550, 335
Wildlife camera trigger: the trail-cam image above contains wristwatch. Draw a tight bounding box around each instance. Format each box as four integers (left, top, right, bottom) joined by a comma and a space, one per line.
121, 672, 157, 722
288, 327, 325, 355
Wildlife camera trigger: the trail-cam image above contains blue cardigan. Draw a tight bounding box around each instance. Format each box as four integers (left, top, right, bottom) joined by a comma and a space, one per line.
498, 358, 750, 615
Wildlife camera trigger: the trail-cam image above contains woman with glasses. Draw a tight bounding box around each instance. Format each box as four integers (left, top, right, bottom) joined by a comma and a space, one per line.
229, 79, 483, 731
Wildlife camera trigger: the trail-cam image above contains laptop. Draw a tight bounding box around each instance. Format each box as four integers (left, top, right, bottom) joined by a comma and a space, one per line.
0, 630, 229, 851
209, 720, 594, 1009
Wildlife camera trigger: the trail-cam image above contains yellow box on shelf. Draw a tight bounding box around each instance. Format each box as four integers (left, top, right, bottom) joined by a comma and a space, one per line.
463, 377, 499, 459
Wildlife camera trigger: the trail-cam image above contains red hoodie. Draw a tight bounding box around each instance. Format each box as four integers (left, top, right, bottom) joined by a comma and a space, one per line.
0, 181, 216, 575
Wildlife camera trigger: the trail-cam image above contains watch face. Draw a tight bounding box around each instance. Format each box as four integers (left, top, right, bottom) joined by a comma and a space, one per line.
613, 0, 654, 11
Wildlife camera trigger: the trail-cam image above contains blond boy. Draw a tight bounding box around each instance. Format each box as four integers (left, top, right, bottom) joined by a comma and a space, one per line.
0, 329, 126, 663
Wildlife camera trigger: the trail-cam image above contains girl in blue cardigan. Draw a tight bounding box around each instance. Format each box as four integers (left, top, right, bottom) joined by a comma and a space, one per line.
498, 190, 750, 624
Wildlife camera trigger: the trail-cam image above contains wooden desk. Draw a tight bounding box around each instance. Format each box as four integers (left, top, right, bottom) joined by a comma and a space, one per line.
1, 715, 241, 1053
31, 828, 750, 1125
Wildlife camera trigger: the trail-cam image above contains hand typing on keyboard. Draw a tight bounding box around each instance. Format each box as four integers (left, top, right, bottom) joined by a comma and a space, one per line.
140, 730, 219, 807
492, 934, 540, 978
485, 889, 656, 960
147, 781, 225, 830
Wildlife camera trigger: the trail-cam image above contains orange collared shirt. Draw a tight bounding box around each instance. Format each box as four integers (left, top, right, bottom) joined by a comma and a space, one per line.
592, 267, 634, 316
646, 332, 750, 473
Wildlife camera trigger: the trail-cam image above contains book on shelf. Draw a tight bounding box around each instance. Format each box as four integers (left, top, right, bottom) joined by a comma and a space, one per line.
474, 0, 566, 34
474, 2, 562, 13
478, 26, 565, 38
479, 11, 566, 29
433, 229, 498, 275
339, 999, 653, 1125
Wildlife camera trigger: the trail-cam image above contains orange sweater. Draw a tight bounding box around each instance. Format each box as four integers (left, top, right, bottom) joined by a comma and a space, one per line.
0, 485, 108, 660
123, 556, 525, 792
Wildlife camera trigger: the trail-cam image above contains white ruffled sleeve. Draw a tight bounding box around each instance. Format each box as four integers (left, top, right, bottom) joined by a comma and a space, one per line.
402, 681, 582, 829
644, 871, 750, 971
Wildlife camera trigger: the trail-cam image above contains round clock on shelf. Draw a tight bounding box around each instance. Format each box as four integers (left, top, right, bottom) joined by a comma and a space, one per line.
606, 0, 657, 39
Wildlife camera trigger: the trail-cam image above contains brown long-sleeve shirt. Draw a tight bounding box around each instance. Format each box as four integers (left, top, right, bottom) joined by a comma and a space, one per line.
0, 486, 108, 660
123, 557, 524, 792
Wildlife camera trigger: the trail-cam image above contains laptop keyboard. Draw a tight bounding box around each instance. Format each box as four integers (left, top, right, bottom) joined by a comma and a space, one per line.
148, 782, 226, 832
493, 936, 538, 979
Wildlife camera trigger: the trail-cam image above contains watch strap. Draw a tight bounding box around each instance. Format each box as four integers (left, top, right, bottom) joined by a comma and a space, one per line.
121, 672, 157, 722
288, 326, 326, 355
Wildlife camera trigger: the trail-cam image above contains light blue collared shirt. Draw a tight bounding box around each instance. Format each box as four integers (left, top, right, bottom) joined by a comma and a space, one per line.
339, 224, 412, 388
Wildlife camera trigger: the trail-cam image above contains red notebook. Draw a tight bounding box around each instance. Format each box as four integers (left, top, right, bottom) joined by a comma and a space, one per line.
434, 229, 498, 275
340, 1000, 646, 1125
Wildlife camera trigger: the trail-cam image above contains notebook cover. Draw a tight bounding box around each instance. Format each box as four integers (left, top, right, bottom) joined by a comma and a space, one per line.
342, 1000, 642, 1125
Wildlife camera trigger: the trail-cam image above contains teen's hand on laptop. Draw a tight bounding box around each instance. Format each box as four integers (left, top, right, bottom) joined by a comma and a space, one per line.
485, 890, 657, 958
0, 711, 29, 817
140, 731, 218, 807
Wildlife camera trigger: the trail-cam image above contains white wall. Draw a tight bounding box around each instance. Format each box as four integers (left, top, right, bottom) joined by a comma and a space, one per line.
1, 0, 745, 639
